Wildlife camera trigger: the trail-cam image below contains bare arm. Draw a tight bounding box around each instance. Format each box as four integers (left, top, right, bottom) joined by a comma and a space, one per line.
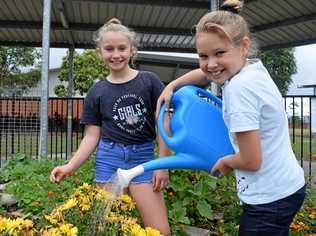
67, 125, 101, 170
156, 69, 208, 114
157, 112, 172, 157
211, 130, 262, 176
168, 69, 208, 90
50, 125, 101, 182
152, 115, 172, 192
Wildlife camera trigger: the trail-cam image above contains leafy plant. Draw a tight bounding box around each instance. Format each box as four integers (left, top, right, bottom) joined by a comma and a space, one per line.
1, 153, 315, 236
165, 170, 240, 235
0, 153, 27, 183
290, 187, 316, 235
166, 170, 316, 236
2, 154, 94, 216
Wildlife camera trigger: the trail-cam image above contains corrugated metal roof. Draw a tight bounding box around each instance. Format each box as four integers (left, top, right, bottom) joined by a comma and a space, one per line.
0, 0, 315, 52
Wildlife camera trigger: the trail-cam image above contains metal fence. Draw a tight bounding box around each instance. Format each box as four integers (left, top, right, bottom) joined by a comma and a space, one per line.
0, 97, 84, 162
0, 95, 315, 182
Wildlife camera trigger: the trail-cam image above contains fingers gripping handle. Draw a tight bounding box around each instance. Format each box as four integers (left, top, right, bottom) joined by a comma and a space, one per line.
196, 87, 222, 107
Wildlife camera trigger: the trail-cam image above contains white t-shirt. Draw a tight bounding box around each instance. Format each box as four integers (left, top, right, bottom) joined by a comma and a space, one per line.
222, 59, 305, 205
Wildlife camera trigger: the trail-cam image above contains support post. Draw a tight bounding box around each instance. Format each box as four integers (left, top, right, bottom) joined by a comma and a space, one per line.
67, 47, 74, 159
209, 0, 220, 95
39, 0, 52, 158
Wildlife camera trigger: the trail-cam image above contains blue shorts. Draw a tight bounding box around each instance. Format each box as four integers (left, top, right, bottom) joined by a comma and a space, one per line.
95, 140, 154, 184
239, 184, 306, 236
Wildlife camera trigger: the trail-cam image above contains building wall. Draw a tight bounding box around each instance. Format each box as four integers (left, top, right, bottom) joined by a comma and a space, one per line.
26, 68, 84, 98
26, 68, 64, 97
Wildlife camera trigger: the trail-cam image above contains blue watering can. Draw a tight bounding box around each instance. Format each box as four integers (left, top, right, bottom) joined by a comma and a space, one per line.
117, 85, 234, 187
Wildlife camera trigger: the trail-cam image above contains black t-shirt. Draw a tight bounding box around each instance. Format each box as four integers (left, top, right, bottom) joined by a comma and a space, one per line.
80, 71, 164, 145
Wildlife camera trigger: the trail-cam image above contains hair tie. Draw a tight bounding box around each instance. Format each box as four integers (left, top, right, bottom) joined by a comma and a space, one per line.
219, 0, 242, 14
220, 5, 238, 14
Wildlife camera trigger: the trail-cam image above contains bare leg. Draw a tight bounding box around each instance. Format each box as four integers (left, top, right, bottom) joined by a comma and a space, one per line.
129, 183, 170, 236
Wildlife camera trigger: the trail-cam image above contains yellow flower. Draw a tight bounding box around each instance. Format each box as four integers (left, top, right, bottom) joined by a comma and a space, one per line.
45, 208, 65, 225
95, 188, 111, 201
0, 216, 7, 232
121, 194, 133, 205
131, 224, 147, 236
78, 196, 91, 211
0, 216, 35, 235
61, 198, 77, 210
59, 223, 78, 236
120, 194, 135, 211
40, 228, 61, 236
308, 211, 316, 219
107, 212, 121, 223
145, 226, 161, 236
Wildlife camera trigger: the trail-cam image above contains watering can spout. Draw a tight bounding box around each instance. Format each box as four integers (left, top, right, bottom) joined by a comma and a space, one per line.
142, 154, 213, 172
117, 166, 144, 188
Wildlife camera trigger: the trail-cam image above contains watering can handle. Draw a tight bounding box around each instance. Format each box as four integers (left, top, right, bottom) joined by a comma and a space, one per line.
195, 87, 222, 108
157, 104, 173, 146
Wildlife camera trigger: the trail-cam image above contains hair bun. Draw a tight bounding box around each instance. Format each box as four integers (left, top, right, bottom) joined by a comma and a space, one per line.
105, 18, 122, 26
220, 0, 243, 14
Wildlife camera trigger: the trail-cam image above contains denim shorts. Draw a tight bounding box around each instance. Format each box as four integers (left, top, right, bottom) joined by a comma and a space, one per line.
95, 140, 154, 184
239, 184, 306, 236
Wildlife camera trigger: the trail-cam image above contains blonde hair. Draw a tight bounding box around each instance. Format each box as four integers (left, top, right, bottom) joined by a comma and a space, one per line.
195, 0, 257, 57
94, 18, 138, 64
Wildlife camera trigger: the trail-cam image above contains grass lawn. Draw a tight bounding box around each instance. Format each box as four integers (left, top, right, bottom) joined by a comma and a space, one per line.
1, 129, 315, 161
0, 133, 83, 159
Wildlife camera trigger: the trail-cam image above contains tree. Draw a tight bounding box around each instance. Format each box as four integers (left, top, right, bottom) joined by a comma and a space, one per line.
259, 48, 297, 96
55, 49, 109, 97
0, 47, 41, 96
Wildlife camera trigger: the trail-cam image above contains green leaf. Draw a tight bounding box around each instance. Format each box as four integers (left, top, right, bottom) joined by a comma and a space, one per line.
169, 203, 191, 225
205, 176, 218, 189
194, 181, 204, 194
196, 200, 213, 220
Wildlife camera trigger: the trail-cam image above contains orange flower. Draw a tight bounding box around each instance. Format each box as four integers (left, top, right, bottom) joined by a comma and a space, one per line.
47, 191, 55, 197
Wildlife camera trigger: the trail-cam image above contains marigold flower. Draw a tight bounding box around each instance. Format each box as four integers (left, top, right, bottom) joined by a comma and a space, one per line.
47, 191, 55, 197
59, 223, 78, 236
145, 226, 162, 236
62, 198, 78, 210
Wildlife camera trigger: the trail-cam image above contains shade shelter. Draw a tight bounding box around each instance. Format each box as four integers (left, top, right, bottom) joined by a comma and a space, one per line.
1, 0, 316, 51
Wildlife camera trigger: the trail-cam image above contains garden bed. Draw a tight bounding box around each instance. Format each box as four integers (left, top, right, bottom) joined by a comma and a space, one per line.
1, 154, 315, 235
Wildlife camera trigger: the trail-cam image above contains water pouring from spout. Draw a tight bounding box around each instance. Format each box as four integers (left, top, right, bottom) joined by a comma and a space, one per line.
117, 85, 234, 187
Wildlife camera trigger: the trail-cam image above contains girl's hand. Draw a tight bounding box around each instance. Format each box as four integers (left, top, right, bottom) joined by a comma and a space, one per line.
50, 164, 74, 183
211, 156, 234, 177
152, 170, 169, 192
156, 85, 175, 119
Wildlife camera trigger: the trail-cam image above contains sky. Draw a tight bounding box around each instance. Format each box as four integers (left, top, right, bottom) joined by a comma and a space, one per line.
287, 44, 316, 95
49, 44, 316, 95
